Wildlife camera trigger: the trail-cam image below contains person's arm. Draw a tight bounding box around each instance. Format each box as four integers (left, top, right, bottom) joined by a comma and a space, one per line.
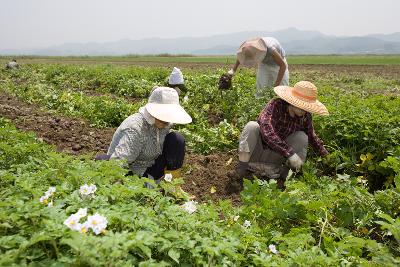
305, 114, 329, 157
258, 100, 294, 158
228, 59, 241, 75
271, 50, 287, 86
110, 129, 144, 164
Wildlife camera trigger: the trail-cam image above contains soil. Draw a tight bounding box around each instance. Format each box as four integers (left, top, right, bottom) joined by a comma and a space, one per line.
0, 91, 241, 204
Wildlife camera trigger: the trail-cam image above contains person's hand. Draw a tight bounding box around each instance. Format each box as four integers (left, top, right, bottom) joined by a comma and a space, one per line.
227, 69, 235, 76
288, 153, 303, 171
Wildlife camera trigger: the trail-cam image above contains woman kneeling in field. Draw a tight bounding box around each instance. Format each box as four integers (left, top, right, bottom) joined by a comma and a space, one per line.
229, 81, 330, 192
97, 87, 192, 183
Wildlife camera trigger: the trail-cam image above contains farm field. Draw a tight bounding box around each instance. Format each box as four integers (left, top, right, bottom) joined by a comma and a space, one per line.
2, 54, 400, 66
1, 57, 400, 265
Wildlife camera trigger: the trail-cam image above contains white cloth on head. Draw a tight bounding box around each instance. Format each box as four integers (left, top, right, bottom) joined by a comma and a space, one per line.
168, 67, 184, 85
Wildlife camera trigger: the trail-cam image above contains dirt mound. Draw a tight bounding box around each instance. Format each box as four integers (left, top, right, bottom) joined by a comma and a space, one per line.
0, 91, 240, 203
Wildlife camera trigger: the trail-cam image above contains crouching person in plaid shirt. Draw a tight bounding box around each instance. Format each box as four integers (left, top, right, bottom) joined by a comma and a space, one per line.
228, 81, 329, 192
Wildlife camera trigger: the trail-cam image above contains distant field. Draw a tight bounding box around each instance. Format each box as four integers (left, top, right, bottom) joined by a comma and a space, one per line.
1, 54, 400, 65
287, 55, 400, 65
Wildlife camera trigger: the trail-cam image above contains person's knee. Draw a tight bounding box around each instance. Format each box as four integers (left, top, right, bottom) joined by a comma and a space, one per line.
239, 121, 260, 154
244, 121, 259, 136
286, 131, 308, 150
296, 131, 308, 145
165, 132, 185, 147
164, 132, 185, 170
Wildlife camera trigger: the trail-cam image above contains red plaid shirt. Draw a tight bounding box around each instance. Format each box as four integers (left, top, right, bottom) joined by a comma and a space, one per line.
257, 98, 328, 158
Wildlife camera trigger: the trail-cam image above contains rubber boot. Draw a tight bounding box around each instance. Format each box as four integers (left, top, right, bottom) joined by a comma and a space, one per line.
227, 161, 250, 194
277, 166, 290, 191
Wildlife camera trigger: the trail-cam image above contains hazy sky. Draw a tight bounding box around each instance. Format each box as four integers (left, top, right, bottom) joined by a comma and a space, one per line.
1, 0, 398, 50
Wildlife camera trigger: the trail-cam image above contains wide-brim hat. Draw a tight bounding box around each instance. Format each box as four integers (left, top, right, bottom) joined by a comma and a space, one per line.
145, 87, 192, 124
274, 81, 329, 116
236, 38, 267, 67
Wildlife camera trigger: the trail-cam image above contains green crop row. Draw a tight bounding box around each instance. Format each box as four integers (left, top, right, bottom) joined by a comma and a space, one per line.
1, 64, 400, 191
1, 117, 400, 265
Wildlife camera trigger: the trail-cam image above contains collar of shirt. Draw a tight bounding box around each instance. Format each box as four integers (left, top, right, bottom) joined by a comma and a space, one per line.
139, 107, 155, 125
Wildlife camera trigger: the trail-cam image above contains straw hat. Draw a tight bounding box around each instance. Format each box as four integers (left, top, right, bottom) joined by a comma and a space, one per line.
274, 81, 329, 116
145, 87, 192, 124
236, 37, 267, 67
168, 67, 184, 85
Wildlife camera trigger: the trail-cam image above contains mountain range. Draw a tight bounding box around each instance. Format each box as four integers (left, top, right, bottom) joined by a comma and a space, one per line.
2, 28, 400, 56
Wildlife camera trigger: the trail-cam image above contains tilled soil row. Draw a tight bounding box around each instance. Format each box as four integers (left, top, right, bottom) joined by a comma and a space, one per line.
9, 58, 400, 78
0, 91, 241, 203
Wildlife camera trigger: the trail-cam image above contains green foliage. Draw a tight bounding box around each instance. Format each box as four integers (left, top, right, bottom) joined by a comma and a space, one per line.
2, 63, 400, 191
1, 62, 400, 264
1, 119, 400, 265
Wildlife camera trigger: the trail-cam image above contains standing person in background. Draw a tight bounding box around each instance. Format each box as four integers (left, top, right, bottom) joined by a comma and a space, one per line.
228, 81, 329, 193
226, 37, 289, 98
5, 59, 19, 70
167, 67, 187, 95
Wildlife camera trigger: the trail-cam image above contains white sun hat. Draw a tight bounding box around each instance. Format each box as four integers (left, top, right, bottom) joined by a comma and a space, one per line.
274, 81, 329, 116
145, 87, 192, 124
168, 67, 184, 85
236, 37, 267, 67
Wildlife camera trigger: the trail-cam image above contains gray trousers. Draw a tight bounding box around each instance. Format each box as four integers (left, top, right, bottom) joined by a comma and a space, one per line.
239, 121, 308, 175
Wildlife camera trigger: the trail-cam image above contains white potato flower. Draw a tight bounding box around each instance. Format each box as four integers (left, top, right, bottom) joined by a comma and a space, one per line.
39, 195, 49, 204
233, 215, 240, 222
89, 184, 97, 193
79, 221, 90, 234
79, 183, 97, 196
268, 244, 278, 254
79, 184, 91, 195
64, 214, 81, 231
181, 200, 197, 214
243, 220, 251, 228
75, 208, 88, 219
164, 173, 173, 182
40, 187, 56, 205
87, 213, 108, 235
46, 186, 56, 196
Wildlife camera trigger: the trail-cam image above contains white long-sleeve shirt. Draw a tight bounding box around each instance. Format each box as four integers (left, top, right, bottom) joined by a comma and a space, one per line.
107, 108, 170, 176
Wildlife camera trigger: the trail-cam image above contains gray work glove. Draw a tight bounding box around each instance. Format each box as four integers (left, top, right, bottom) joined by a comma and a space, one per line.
288, 153, 303, 171
248, 162, 281, 179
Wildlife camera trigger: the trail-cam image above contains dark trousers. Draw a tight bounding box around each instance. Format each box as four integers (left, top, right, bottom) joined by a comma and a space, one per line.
143, 132, 185, 180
